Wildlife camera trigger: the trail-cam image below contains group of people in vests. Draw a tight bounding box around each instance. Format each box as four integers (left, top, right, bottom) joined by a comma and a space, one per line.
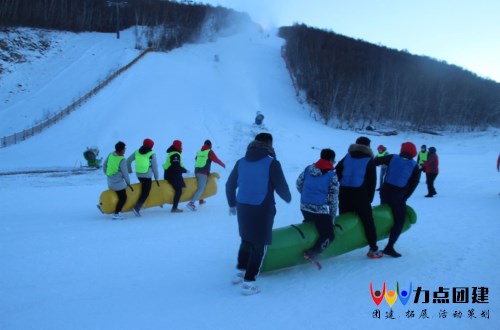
103, 138, 225, 219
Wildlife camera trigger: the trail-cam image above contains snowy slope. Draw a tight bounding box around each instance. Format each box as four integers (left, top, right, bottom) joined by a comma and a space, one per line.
0, 26, 499, 330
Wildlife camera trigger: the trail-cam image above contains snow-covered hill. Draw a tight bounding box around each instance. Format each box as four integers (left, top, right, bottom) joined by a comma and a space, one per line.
0, 26, 499, 330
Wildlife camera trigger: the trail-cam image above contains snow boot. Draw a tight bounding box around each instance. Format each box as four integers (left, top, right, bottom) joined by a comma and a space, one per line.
241, 281, 260, 296
231, 271, 245, 285
132, 204, 141, 217
367, 248, 383, 259
112, 213, 125, 220
187, 202, 196, 211
383, 247, 402, 258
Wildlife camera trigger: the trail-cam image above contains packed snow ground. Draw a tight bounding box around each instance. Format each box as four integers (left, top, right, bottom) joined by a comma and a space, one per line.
0, 26, 499, 330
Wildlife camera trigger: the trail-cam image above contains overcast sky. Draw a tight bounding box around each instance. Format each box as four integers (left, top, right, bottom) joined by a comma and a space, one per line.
203, 0, 500, 83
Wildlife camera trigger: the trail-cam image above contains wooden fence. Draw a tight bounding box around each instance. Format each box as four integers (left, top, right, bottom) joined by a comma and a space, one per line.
1, 47, 153, 148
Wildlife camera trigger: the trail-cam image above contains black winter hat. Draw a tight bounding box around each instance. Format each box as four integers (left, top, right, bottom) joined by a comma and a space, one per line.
321, 148, 335, 161
204, 139, 212, 146
356, 136, 371, 146
115, 141, 126, 152
255, 132, 273, 144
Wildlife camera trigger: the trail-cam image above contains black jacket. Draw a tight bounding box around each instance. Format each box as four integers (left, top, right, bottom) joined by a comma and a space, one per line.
164, 145, 187, 188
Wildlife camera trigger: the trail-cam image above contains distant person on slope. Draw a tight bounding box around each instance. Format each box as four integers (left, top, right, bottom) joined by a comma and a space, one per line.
376, 145, 389, 191
127, 138, 159, 216
163, 140, 188, 213
422, 147, 439, 197
374, 142, 420, 257
187, 139, 225, 211
254, 111, 264, 126
335, 136, 382, 259
103, 141, 131, 220
417, 145, 428, 169
296, 148, 339, 264
497, 153, 500, 172
226, 133, 291, 296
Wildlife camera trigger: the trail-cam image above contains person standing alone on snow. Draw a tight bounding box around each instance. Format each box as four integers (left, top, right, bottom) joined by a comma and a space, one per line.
187, 139, 225, 211
226, 133, 291, 296
376, 145, 388, 191
127, 138, 159, 216
335, 136, 382, 258
103, 141, 131, 220
374, 142, 420, 257
422, 147, 439, 197
163, 140, 188, 213
296, 148, 339, 264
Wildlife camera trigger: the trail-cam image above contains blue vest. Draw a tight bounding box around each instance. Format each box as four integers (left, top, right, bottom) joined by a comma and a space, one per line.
301, 167, 334, 205
340, 155, 370, 188
236, 156, 273, 205
385, 155, 416, 188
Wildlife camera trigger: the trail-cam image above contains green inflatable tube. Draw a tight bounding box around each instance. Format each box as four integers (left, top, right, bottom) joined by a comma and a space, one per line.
261, 204, 417, 272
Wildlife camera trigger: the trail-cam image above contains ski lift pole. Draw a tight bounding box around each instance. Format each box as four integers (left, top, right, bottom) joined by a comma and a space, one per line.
105, 1, 129, 39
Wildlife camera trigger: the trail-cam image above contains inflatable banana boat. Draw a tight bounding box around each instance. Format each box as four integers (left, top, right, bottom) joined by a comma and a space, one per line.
261, 204, 417, 272
97, 172, 220, 214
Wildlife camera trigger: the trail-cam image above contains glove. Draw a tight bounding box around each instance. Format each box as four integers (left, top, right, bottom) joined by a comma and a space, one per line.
229, 207, 237, 216
156, 180, 160, 187
128, 184, 134, 192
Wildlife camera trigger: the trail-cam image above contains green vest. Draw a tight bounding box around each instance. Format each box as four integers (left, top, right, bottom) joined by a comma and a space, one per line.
135, 150, 154, 174
106, 153, 124, 176
163, 151, 183, 170
418, 151, 428, 165
195, 149, 210, 168
377, 151, 388, 158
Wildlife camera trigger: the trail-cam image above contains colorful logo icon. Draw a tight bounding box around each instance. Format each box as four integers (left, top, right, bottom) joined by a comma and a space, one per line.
370, 281, 413, 307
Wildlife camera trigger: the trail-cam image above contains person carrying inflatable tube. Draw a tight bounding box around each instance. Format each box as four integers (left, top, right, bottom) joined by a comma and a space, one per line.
336, 136, 382, 259
374, 142, 420, 257
103, 141, 131, 220
163, 140, 188, 213
296, 148, 339, 262
127, 138, 159, 216
187, 139, 226, 211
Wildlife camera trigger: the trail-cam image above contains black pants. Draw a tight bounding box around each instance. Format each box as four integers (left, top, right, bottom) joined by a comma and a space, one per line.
136, 177, 152, 207
164, 171, 183, 209
380, 186, 406, 248
115, 189, 127, 214
302, 210, 334, 255
426, 173, 438, 195
236, 240, 266, 282
339, 187, 378, 250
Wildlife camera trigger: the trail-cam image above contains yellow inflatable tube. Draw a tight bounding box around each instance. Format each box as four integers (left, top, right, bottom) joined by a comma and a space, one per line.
97, 172, 220, 214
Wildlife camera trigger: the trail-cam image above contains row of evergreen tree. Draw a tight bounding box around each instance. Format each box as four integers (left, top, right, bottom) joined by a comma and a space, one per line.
279, 24, 500, 131
2, 1, 499, 130
0, 0, 250, 51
